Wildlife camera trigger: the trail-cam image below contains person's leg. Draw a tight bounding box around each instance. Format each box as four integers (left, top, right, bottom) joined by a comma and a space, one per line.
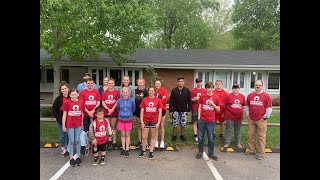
83, 116, 91, 132
179, 112, 188, 140
136, 116, 142, 146
149, 127, 157, 159
124, 121, 132, 157
67, 128, 75, 160
92, 142, 99, 166
125, 130, 131, 151
139, 126, 149, 157
121, 130, 126, 150
207, 121, 218, 160
159, 112, 166, 148
197, 119, 205, 158
111, 117, 118, 149
191, 111, 198, 142
99, 143, 107, 165
171, 111, 179, 141
256, 119, 267, 157
234, 120, 243, 147
57, 123, 66, 152
74, 127, 82, 165
224, 120, 233, 147
247, 119, 257, 153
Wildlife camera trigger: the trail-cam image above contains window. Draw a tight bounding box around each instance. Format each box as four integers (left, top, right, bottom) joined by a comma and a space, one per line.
110, 69, 122, 86
196, 71, 211, 87
232, 72, 245, 88
61, 69, 69, 83
268, 73, 280, 89
214, 71, 227, 89
125, 69, 142, 86
250, 72, 262, 88
46, 69, 54, 83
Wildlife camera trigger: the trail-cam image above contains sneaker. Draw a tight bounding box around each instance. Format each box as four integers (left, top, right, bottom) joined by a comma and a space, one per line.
196, 152, 203, 159
139, 150, 146, 158
194, 136, 198, 143
219, 134, 224, 142
100, 157, 106, 165
125, 150, 130, 158
256, 154, 264, 160
245, 149, 256, 155
70, 159, 76, 167
61, 150, 69, 157
208, 154, 219, 161
136, 141, 142, 149
159, 141, 165, 148
75, 157, 82, 166
107, 141, 112, 150
223, 144, 229, 148
180, 135, 186, 141
92, 158, 99, 166
171, 136, 177, 142
112, 143, 117, 150
120, 150, 125, 156
154, 141, 159, 148
149, 152, 154, 159
237, 144, 243, 148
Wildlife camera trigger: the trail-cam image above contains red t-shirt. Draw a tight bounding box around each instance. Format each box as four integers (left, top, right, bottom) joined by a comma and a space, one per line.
190, 87, 206, 111
224, 93, 246, 120
79, 89, 101, 116
61, 99, 84, 128
94, 118, 109, 145
62, 96, 68, 104
140, 96, 163, 122
101, 89, 120, 116
156, 87, 168, 110
199, 94, 221, 122
212, 89, 228, 115
246, 92, 272, 121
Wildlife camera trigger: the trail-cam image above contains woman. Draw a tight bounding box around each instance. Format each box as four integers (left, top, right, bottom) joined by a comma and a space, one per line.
118, 75, 135, 101
139, 87, 162, 159
98, 77, 109, 95
52, 81, 69, 157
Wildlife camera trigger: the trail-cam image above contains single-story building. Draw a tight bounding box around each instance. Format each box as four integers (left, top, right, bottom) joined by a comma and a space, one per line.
40, 48, 280, 99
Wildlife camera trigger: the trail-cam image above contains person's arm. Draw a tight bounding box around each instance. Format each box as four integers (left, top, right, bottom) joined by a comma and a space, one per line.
140, 108, 145, 128
106, 119, 112, 136
187, 89, 192, 113
52, 96, 60, 118
263, 107, 272, 120
132, 99, 136, 114
156, 107, 162, 128
210, 98, 220, 112
169, 89, 174, 113
198, 104, 202, 120
62, 111, 67, 132
88, 122, 95, 142
130, 86, 135, 101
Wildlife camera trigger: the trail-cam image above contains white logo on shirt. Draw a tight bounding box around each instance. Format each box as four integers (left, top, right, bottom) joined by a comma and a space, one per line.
146, 102, 157, 112
250, 96, 263, 106
68, 105, 82, 116
197, 93, 202, 97
95, 124, 106, 137
85, 95, 97, 105
231, 99, 242, 109
203, 99, 214, 110
105, 95, 116, 104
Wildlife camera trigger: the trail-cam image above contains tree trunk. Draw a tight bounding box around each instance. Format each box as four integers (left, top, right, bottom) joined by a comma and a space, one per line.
52, 58, 61, 102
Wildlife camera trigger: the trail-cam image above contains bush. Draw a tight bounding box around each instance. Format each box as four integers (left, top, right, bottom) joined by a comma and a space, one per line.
40, 107, 54, 118
272, 96, 280, 106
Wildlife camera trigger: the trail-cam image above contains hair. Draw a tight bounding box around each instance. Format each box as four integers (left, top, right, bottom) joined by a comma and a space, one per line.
195, 78, 202, 83
215, 80, 222, 84
108, 78, 115, 83
68, 88, 78, 99
177, 77, 184, 81
136, 77, 145, 84
122, 86, 130, 93
205, 81, 214, 89
59, 81, 69, 96
95, 107, 104, 114
255, 79, 263, 85
148, 86, 156, 92
86, 77, 93, 82
122, 75, 131, 87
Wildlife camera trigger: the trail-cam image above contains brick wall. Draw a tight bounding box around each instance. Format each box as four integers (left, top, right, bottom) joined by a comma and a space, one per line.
143, 68, 194, 93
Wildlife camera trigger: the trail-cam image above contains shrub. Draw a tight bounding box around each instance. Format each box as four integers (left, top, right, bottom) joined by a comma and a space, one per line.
272, 96, 280, 106
40, 107, 54, 118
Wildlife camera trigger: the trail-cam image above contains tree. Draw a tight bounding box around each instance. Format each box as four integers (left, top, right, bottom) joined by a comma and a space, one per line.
144, 0, 219, 49
40, 0, 155, 100
231, 0, 280, 50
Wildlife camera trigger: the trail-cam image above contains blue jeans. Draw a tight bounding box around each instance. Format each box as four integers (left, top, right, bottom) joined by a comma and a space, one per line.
57, 123, 68, 150
198, 119, 215, 155
67, 127, 81, 158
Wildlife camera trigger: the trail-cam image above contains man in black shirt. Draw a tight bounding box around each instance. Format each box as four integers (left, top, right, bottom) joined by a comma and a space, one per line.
169, 77, 192, 141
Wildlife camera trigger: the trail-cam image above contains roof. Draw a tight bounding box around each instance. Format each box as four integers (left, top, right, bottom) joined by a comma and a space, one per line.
40, 48, 280, 67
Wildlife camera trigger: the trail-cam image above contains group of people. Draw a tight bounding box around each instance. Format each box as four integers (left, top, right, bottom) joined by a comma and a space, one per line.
52, 72, 273, 167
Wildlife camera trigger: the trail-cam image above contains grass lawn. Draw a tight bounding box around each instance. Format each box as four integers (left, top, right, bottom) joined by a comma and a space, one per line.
41, 111, 280, 148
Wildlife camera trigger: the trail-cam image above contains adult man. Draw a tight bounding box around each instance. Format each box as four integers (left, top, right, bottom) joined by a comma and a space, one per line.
213, 80, 228, 141
223, 84, 246, 148
245, 80, 272, 160
190, 78, 206, 143
77, 72, 99, 93
169, 77, 192, 142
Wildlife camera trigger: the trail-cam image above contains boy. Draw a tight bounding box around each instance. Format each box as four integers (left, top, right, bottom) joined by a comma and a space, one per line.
88, 107, 112, 166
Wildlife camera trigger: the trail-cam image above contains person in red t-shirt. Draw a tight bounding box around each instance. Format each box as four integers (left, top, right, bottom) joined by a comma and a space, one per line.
196, 81, 220, 161
139, 87, 163, 159
190, 78, 206, 144
223, 84, 246, 149
213, 80, 228, 141
154, 80, 168, 149
101, 78, 120, 150
61, 89, 84, 167
245, 80, 272, 160
88, 107, 112, 166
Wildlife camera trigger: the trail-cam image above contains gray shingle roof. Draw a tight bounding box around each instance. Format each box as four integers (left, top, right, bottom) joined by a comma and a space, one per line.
40, 48, 279, 65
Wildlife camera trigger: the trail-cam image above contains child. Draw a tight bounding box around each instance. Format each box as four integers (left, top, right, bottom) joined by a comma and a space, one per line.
61, 89, 84, 167
117, 87, 136, 157
88, 107, 112, 166
139, 87, 162, 159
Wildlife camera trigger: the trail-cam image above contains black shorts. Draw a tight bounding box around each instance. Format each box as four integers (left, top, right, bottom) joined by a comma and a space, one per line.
162, 109, 166, 117
92, 142, 107, 154
144, 122, 157, 128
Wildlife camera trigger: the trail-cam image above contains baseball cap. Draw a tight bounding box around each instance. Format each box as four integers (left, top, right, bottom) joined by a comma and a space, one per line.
232, 84, 240, 89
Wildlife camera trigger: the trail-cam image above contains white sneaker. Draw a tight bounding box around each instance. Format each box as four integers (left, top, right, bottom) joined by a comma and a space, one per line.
154, 141, 159, 148
160, 141, 165, 148
194, 136, 199, 143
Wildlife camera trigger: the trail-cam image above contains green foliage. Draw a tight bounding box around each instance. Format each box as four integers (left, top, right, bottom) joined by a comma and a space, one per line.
209, 30, 235, 50
231, 0, 280, 50
40, 107, 54, 118
272, 95, 280, 106
145, 66, 162, 86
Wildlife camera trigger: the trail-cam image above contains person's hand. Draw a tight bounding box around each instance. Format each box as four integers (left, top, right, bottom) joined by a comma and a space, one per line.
92, 139, 97, 146
155, 123, 160, 129
108, 109, 113, 115
187, 112, 191, 116
221, 114, 224, 119
141, 123, 145, 129
162, 96, 166, 99
62, 126, 67, 132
